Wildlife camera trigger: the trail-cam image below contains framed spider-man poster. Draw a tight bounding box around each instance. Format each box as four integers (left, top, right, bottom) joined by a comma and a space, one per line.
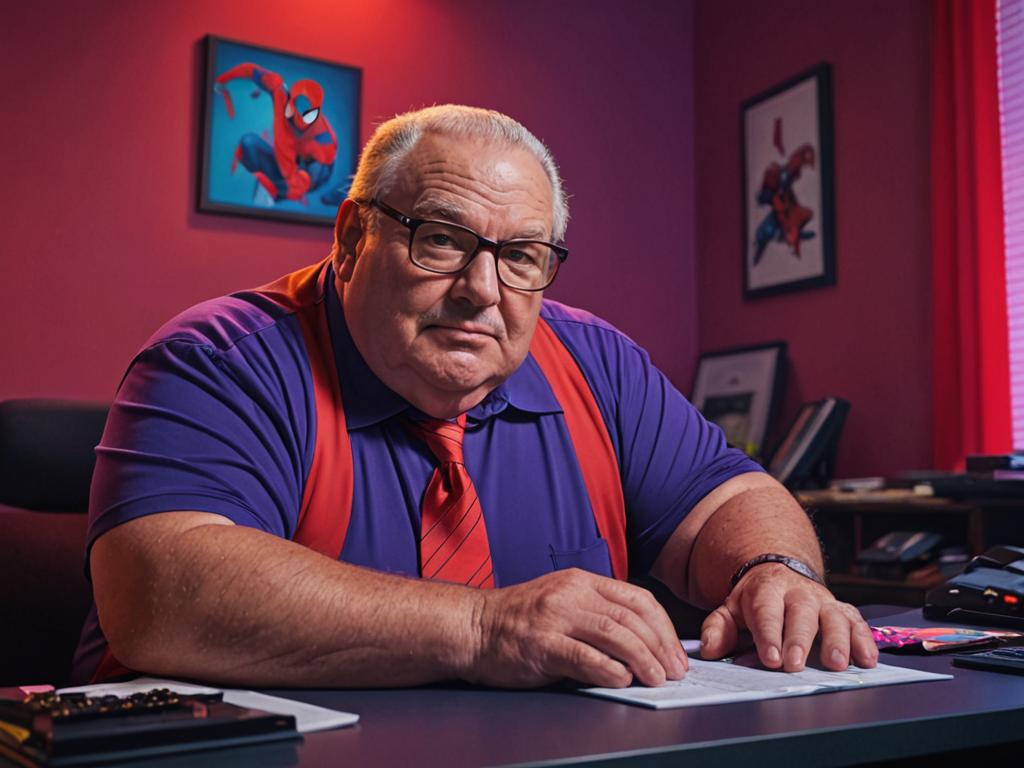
198, 36, 361, 226
741, 63, 835, 299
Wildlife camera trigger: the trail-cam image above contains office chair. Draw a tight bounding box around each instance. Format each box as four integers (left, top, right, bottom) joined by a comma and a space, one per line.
0, 399, 108, 686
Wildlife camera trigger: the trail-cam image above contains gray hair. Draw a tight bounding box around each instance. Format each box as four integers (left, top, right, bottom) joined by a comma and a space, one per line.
348, 104, 569, 241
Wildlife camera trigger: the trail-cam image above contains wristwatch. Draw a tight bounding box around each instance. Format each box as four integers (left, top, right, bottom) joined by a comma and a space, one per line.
729, 553, 825, 590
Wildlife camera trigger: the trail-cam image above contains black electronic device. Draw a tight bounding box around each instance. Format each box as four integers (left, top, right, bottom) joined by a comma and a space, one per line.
952, 646, 1024, 675
965, 452, 1024, 473
919, 474, 1024, 499
856, 531, 943, 580
0, 687, 298, 766
924, 545, 1024, 629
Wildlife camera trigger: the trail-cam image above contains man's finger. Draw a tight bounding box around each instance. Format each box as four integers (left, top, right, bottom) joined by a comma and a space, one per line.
739, 587, 785, 669
550, 636, 633, 688
818, 604, 851, 670
572, 611, 668, 687
846, 607, 879, 668
596, 581, 688, 676
594, 602, 686, 680
700, 603, 740, 659
781, 598, 820, 671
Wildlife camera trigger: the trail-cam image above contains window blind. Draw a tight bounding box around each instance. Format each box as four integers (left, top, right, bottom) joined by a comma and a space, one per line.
998, 0, 1024, 447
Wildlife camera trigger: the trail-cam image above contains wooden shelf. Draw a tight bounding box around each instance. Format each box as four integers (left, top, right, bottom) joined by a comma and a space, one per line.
799, 492, 1023, 607
826, 573, 929, 608
828, 573, 939, 589
798, 490, 981, 514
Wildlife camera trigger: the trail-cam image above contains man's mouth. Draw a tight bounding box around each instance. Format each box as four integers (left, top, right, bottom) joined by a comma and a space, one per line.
426, 323, 498, 345
427, 319, 499, 334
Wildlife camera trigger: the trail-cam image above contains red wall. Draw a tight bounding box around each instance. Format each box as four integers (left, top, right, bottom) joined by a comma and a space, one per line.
694, 0, 933, 476
1, 0, 697, 401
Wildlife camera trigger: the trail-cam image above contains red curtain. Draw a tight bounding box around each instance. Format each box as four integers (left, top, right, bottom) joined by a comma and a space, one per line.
931, 0, 1012, 469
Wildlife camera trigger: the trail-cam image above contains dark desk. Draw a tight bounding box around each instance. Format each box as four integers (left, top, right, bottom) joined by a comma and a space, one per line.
121, 607, 1022, 768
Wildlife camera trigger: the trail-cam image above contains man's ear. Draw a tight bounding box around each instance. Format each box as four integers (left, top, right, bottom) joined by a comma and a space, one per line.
332, 199, 364, 282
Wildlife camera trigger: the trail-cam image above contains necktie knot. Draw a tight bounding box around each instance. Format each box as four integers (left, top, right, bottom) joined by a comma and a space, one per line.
408, 413, 466, 466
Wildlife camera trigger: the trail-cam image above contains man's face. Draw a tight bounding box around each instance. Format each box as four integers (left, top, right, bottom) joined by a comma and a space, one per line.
337, 133, 554, 418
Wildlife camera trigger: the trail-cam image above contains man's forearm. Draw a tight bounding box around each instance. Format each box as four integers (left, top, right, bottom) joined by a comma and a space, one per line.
93, 511, 690, 690
92, 514, 485, 688
686, 482, 823, 608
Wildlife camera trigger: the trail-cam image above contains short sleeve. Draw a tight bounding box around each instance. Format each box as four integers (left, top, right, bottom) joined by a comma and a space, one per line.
87, 329, 315, 561
612, 340, 765, 573
542, 308, 765, 576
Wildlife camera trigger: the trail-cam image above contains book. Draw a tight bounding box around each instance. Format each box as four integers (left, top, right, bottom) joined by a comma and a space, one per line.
0, 687, 298, 767
0, 677, 359, 766
57, 677, 359, 734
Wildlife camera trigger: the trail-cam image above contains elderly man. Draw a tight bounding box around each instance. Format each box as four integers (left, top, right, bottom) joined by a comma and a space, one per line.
74, 105, 877, 688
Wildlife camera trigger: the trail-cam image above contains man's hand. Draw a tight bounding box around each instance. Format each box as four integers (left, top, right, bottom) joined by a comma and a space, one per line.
471, 569, 688, 688
699, 564, 878, 671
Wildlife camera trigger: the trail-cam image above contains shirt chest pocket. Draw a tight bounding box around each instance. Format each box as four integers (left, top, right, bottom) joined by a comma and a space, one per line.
549, 538, 613, 577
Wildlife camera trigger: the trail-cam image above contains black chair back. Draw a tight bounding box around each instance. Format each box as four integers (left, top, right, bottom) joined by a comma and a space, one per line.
0, 399, 108, 686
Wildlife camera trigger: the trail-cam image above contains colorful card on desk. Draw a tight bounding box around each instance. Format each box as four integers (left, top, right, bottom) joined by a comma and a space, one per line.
872, 626, 1022, 653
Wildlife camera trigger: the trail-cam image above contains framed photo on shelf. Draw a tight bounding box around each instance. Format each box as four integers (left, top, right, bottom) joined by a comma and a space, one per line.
741, 63, 835, 299
690, 341, 787, 459
199, 36, 362, 226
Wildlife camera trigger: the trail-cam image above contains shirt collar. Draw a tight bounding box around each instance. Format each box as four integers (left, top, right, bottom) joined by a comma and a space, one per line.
468, 352, 563, 421
323, 269, 562, 430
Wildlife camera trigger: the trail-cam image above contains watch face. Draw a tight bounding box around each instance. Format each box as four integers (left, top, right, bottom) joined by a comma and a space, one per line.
786, 559, 819, 581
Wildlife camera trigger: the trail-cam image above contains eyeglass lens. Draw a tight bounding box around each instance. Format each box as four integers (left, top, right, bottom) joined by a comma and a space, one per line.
411, 222, 558, 290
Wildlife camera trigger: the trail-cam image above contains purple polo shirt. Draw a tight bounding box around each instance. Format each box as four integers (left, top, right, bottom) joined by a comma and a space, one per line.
72, 265, 762, 682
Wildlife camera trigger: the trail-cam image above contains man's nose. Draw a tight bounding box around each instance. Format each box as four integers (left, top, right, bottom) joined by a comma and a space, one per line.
450, 249, 501, 307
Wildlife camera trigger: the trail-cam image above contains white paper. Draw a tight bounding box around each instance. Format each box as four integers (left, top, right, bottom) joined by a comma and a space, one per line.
58, 676, 359, 733
582, 658, 952, 709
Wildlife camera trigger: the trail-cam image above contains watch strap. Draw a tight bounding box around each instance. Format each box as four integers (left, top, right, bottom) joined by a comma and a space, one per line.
730, 553, 825, 590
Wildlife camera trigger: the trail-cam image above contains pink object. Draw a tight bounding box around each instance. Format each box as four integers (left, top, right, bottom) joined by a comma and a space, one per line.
18, 685, 54, 695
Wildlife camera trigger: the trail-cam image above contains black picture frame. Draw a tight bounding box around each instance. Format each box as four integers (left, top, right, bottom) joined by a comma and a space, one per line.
198, 36, 362, 227
741, 63, 835, 299
690, 341, 787, 459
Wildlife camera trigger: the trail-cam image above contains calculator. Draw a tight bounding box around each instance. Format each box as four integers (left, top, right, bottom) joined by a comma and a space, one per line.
952, 646, 1024, 675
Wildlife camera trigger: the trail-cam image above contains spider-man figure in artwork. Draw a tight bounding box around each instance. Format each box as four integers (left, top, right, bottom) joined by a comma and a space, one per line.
753, 118, 817, 263
215, 63, 338, 205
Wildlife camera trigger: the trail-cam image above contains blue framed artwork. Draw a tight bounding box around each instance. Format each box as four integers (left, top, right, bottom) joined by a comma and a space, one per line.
199, 36, 361, 226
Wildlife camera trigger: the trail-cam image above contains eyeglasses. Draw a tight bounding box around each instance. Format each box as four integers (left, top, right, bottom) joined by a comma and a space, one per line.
364, 199, 568, 291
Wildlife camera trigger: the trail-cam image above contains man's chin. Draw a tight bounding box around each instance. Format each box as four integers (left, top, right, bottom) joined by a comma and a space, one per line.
424, 352, 496, 392
401, 349, 507, 404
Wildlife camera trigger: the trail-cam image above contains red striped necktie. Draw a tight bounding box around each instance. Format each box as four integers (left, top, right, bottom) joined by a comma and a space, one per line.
406, 413, 495, 588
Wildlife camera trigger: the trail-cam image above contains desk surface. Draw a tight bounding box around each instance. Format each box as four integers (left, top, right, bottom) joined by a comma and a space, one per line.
115, 607, 1024, 768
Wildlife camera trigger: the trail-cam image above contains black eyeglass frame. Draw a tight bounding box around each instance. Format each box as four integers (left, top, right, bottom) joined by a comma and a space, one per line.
363, 198, 569, 292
